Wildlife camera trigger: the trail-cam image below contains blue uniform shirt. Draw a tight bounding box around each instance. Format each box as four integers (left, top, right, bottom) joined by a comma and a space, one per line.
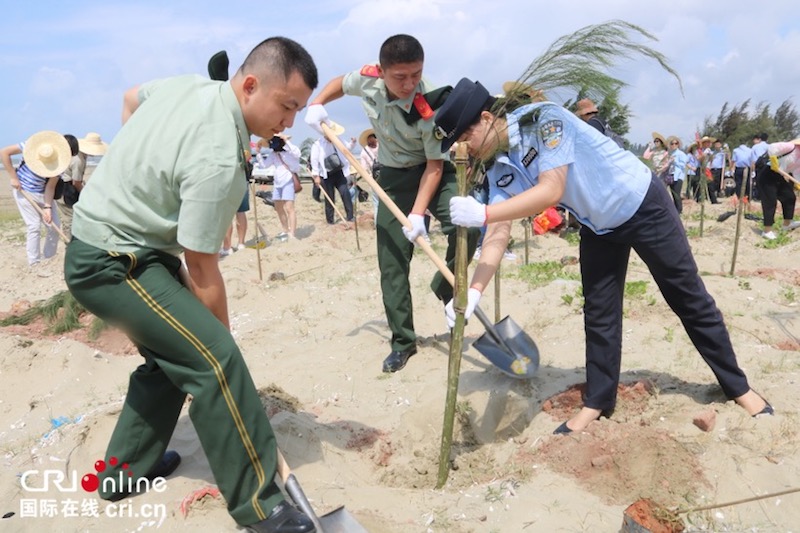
487, 102, 650, 235
732, 144, 752, 168
669, 149, 688, 182
750, 140, 768, 165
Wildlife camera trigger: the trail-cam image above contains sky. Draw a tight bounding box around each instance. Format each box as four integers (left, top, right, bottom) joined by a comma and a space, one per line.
2, 0, 800, 152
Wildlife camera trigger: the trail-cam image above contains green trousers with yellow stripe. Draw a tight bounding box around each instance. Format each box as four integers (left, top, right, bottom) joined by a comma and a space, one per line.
376, 162, 480, 352
64, 238, 282, 526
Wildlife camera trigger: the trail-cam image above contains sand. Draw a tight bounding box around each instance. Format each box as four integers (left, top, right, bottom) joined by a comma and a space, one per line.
1, 171, 799, 532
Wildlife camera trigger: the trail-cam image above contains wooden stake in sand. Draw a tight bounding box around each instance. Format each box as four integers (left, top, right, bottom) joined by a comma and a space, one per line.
729, 167, 749, 276
250, 182, 263, 281
19, 189, 69, 244
436, 143, 470, 489
494, 264, 501, 323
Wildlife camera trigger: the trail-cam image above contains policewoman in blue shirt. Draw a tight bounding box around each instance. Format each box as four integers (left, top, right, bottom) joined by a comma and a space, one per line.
435, 78, 773, 434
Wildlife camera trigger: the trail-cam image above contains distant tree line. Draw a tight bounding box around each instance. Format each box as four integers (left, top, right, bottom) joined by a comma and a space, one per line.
701, 99, 799, 147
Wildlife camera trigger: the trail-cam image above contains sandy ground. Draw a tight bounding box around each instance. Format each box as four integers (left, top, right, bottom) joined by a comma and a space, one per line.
1, 171, 799, 533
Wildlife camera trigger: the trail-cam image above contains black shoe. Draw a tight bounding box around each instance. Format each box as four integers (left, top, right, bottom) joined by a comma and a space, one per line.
752, 393, 774, 418
552, 408, 614, 435
382, 347, 417, 373
246, 500, 315, 533
106, 450, 181, 502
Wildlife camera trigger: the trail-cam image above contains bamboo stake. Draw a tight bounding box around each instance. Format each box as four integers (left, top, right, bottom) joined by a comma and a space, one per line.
729, 168, 748, 276
19, 189, 69, 244
250, 182, 263, 281
698, 168, 709, 237
352, 176, 361, 251
524, 218, 530, 265
436, 143, 470, 489
494, 264, 501, 323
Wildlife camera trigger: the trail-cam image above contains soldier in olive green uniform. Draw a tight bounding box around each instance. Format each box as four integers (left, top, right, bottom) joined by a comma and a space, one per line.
305, 34, 479, 373
65, 38, 319, 533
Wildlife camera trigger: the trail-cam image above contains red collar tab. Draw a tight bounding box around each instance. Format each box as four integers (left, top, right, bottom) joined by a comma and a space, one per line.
413, 93, 434, 120
360, 64, 380, 78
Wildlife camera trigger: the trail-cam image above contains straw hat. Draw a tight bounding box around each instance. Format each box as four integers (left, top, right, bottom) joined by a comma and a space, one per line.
502, 81, 546, 102
78, 132, 109, 156
22, 131, 71, 177
700, 135, 716, 144
651, 131, 667, 146
327, 121, 345, 136
790, 138, 800, 145
575, 98, 599, 118
359, 128, 376, 148
666, 135, 681, 149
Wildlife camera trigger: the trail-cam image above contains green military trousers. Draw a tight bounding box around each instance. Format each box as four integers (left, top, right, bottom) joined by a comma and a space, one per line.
64, 238, 282, 526
375, 162, 479, 352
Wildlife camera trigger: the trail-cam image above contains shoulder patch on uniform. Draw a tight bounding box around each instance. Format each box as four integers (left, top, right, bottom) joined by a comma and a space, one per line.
360, 64, 380, 78
496, 173, 514, 188
413, 93, 434, 120
540, 120, 563, 149
521, 147, 538, 167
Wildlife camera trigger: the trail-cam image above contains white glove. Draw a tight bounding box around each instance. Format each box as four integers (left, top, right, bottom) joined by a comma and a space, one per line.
450, 196, 487, 227
445, 288, 482, 328
304, 103, 329, 134
402, 213, 428, 243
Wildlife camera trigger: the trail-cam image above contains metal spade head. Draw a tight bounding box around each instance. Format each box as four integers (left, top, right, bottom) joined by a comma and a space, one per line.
472, 315, 539, 379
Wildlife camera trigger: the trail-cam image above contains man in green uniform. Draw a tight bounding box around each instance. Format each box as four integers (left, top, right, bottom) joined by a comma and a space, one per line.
304, 34, 479, 373
65, 37, 318, 533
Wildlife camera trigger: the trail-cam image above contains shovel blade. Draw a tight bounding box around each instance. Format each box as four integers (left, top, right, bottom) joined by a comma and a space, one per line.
472, 315, 539, 379
319, 505, 370, 533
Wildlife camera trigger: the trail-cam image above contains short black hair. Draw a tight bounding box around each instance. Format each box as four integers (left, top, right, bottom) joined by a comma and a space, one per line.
755, 132, 768, 141
240, 36, 318, 90
379, 34, 424, 68
64, 134, 79, 156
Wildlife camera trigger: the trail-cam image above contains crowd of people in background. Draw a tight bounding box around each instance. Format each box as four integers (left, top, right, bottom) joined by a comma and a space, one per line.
574, 98, 800, 242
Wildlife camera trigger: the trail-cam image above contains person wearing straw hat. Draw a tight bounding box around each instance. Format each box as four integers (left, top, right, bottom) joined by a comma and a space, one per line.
643, 131, 671, 184
434, 77, 773, 434
63, 37, 318, 533
1, 130, 70, 269
665, 136, 688, 213
303, 34, 480, 373
57, 132, 110, 239
309, 121, 354, 224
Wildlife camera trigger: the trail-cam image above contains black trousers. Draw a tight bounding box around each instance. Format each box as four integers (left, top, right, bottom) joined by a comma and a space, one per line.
578, 176, 750, 410
322, 169, 354, 223
757, 167, 796, 227
669, 179, 683, 213
733, 167, 751, 199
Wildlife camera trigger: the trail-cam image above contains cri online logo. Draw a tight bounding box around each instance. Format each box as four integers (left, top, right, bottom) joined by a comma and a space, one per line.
21, 457, 165, 495
81, 457, 131, 492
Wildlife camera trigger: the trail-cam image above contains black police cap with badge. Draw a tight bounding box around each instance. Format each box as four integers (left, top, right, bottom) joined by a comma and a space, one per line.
434, 78, 493, 153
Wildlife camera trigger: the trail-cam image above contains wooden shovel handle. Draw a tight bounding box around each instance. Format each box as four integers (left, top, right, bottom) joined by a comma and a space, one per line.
320, 122, 455, 286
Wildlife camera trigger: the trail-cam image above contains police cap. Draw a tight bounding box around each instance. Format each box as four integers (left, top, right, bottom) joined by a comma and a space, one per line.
434, 78, 492, 153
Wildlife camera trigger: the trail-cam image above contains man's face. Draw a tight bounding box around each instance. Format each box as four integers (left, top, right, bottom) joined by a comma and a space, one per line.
240, 71, 312, 138
379, 61, 424, 101
367, 134, 377, 148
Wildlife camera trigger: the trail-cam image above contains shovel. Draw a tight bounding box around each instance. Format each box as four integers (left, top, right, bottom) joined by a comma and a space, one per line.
276, 450, 368, 533
321, 123, 539, 379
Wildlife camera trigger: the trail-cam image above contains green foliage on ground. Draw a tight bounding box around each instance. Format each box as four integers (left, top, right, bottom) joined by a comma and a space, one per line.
0, 290, 97, 335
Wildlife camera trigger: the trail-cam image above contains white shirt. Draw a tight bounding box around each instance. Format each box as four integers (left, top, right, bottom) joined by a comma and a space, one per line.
257, 142, 301, 188
359, 144, 379, 177
310, 138, 350, 180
